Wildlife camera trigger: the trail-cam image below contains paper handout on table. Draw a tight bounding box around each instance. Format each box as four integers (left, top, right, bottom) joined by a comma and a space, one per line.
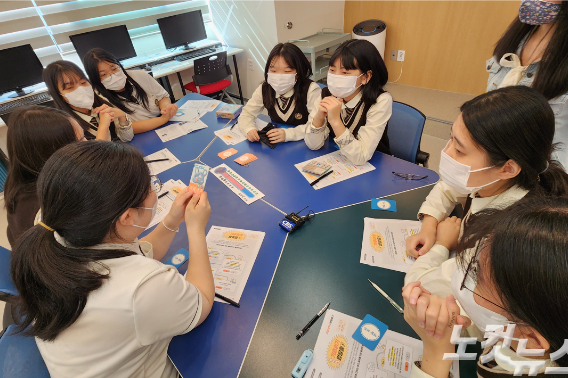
307, 309, 460, 378
210, 164, 264, 204
156, 120, 207, 143
146, 179, 186, 229
170, 108, 200, 123
179, 99, 221, 114
360, 218, 421, 273
144, 148, 181, 175
295, 151, 375, 189
214, 126, 247, 146
206, 226, 265, 304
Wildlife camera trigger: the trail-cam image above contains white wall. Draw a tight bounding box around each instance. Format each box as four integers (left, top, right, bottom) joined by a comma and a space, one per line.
274, 1, 345, 43
209, 0, 278, 99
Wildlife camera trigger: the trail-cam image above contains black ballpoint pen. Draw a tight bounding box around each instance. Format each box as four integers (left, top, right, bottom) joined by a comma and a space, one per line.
145, 158, 170, 163
310, 170, 334, 187
215, 292, 240, 308
296, 302, 330, 340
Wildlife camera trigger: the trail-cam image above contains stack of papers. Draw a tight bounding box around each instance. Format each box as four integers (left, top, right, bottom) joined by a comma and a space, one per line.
157, 99, 221, 142
144, 148, 180, 175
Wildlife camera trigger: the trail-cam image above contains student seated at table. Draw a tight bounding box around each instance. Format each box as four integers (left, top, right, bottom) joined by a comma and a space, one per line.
238, 42, 321, 144
402, 196, 568, 377
43, 60, 133, 142
404, 86, 568, 299
11, 141, 214, 378
304, 39, 392, 165
84, 48, 178, 134
4, 106, 86, 249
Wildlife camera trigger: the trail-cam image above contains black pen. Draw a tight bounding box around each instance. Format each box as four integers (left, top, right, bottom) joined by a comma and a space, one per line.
296, 302, 330, 340
215, 292, 240, 308
158, 191, 169, 199
310, 170, 334, 187
145, 158, 169, 163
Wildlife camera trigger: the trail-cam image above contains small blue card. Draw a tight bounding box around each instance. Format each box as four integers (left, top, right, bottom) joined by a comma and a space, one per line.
164, 248, 189, 268
352, 314, 389, 351
371, 198, 397, 212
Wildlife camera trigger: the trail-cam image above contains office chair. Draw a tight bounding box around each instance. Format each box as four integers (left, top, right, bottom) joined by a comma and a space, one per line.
0, 324, 50, 378
0, 245, 16, 302
184, 51, 235, 104
387, 101, 430, 166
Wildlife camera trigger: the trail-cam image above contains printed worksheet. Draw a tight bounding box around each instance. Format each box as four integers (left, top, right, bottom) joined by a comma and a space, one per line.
307, 309, 460, 378
210, 164, 265, 204
206, 226, 265, 304
144, 148, 181, 175
179, 99, 220, 114
170, 108, 200, 123
295, 151, 376, 189
146, 179, 186, 229
360, 218, 421, 273
156, 120, 208, 143
214, 125, 247, 145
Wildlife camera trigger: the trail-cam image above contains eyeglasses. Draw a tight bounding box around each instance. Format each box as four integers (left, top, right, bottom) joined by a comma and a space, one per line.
151, 175, 162, 193
392, 172, 428, 180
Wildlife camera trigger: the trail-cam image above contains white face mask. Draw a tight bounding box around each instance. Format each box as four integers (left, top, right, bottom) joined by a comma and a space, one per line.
101, 69, 127, 91
439, 141, 499, 196
267, 73, 296, 96
64, 85, 95, 109
451, 269, 511, 332
327, 72, 364, 99
132, 198, 158, 229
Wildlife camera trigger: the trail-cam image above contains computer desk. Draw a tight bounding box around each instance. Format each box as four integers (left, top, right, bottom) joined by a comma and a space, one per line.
130, 92, 439, 378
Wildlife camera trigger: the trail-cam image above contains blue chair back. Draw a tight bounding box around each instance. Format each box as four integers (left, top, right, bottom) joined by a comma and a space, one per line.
0, 324, 50, 378
387, 101, 426, 164
0, 245, 17, 298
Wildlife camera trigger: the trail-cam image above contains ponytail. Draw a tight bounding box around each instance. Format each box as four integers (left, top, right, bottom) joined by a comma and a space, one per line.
460, 86, 568, 196
11, 141, 151, 340
537, 157, 568, 197
11, 225, 134, 341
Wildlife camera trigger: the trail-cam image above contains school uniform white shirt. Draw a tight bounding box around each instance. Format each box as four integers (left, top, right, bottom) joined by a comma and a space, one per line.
73, 94, 133, 142
36, 236, 202, 378
304, 91, 393, 165
118, 70, 170, 122
237, 82, 321, 142
404, 182, 529, 299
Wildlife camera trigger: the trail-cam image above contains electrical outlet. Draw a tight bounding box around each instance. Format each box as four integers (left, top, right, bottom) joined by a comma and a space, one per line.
248, 59, 254, 71
397, 50, 405, 62
390, 50, 397, 61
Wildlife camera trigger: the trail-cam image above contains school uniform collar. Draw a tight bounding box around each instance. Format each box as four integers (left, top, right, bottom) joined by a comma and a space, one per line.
53, 231, 145, 256
469, 185, 529, 215
281, 87, 294, 98
343, 92, 362, 109
73, 109, 95, 122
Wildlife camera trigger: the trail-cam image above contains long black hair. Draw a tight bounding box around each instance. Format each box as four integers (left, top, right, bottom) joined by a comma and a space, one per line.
460, 86, 568, 196
83, 48, 150, 114
262, 43, 313, 111
43, 60, 112, 137
328, 39, 388, 106
11, 141, 151, 341
456, 196, 568, 366
493, 1, 568, 100
4, 106, 77, 214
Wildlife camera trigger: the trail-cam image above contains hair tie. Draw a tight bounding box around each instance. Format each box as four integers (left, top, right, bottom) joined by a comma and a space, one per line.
39, 221, 54, 232
539, 161, 550, 175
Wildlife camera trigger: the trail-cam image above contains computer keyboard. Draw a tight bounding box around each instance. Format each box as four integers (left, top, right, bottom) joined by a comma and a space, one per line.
0, 91, 52, 116
175, 47, 217, 62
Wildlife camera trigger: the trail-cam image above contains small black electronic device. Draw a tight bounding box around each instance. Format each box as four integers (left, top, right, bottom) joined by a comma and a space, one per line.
258, 123, 276, 149
279, 206, 314, 233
